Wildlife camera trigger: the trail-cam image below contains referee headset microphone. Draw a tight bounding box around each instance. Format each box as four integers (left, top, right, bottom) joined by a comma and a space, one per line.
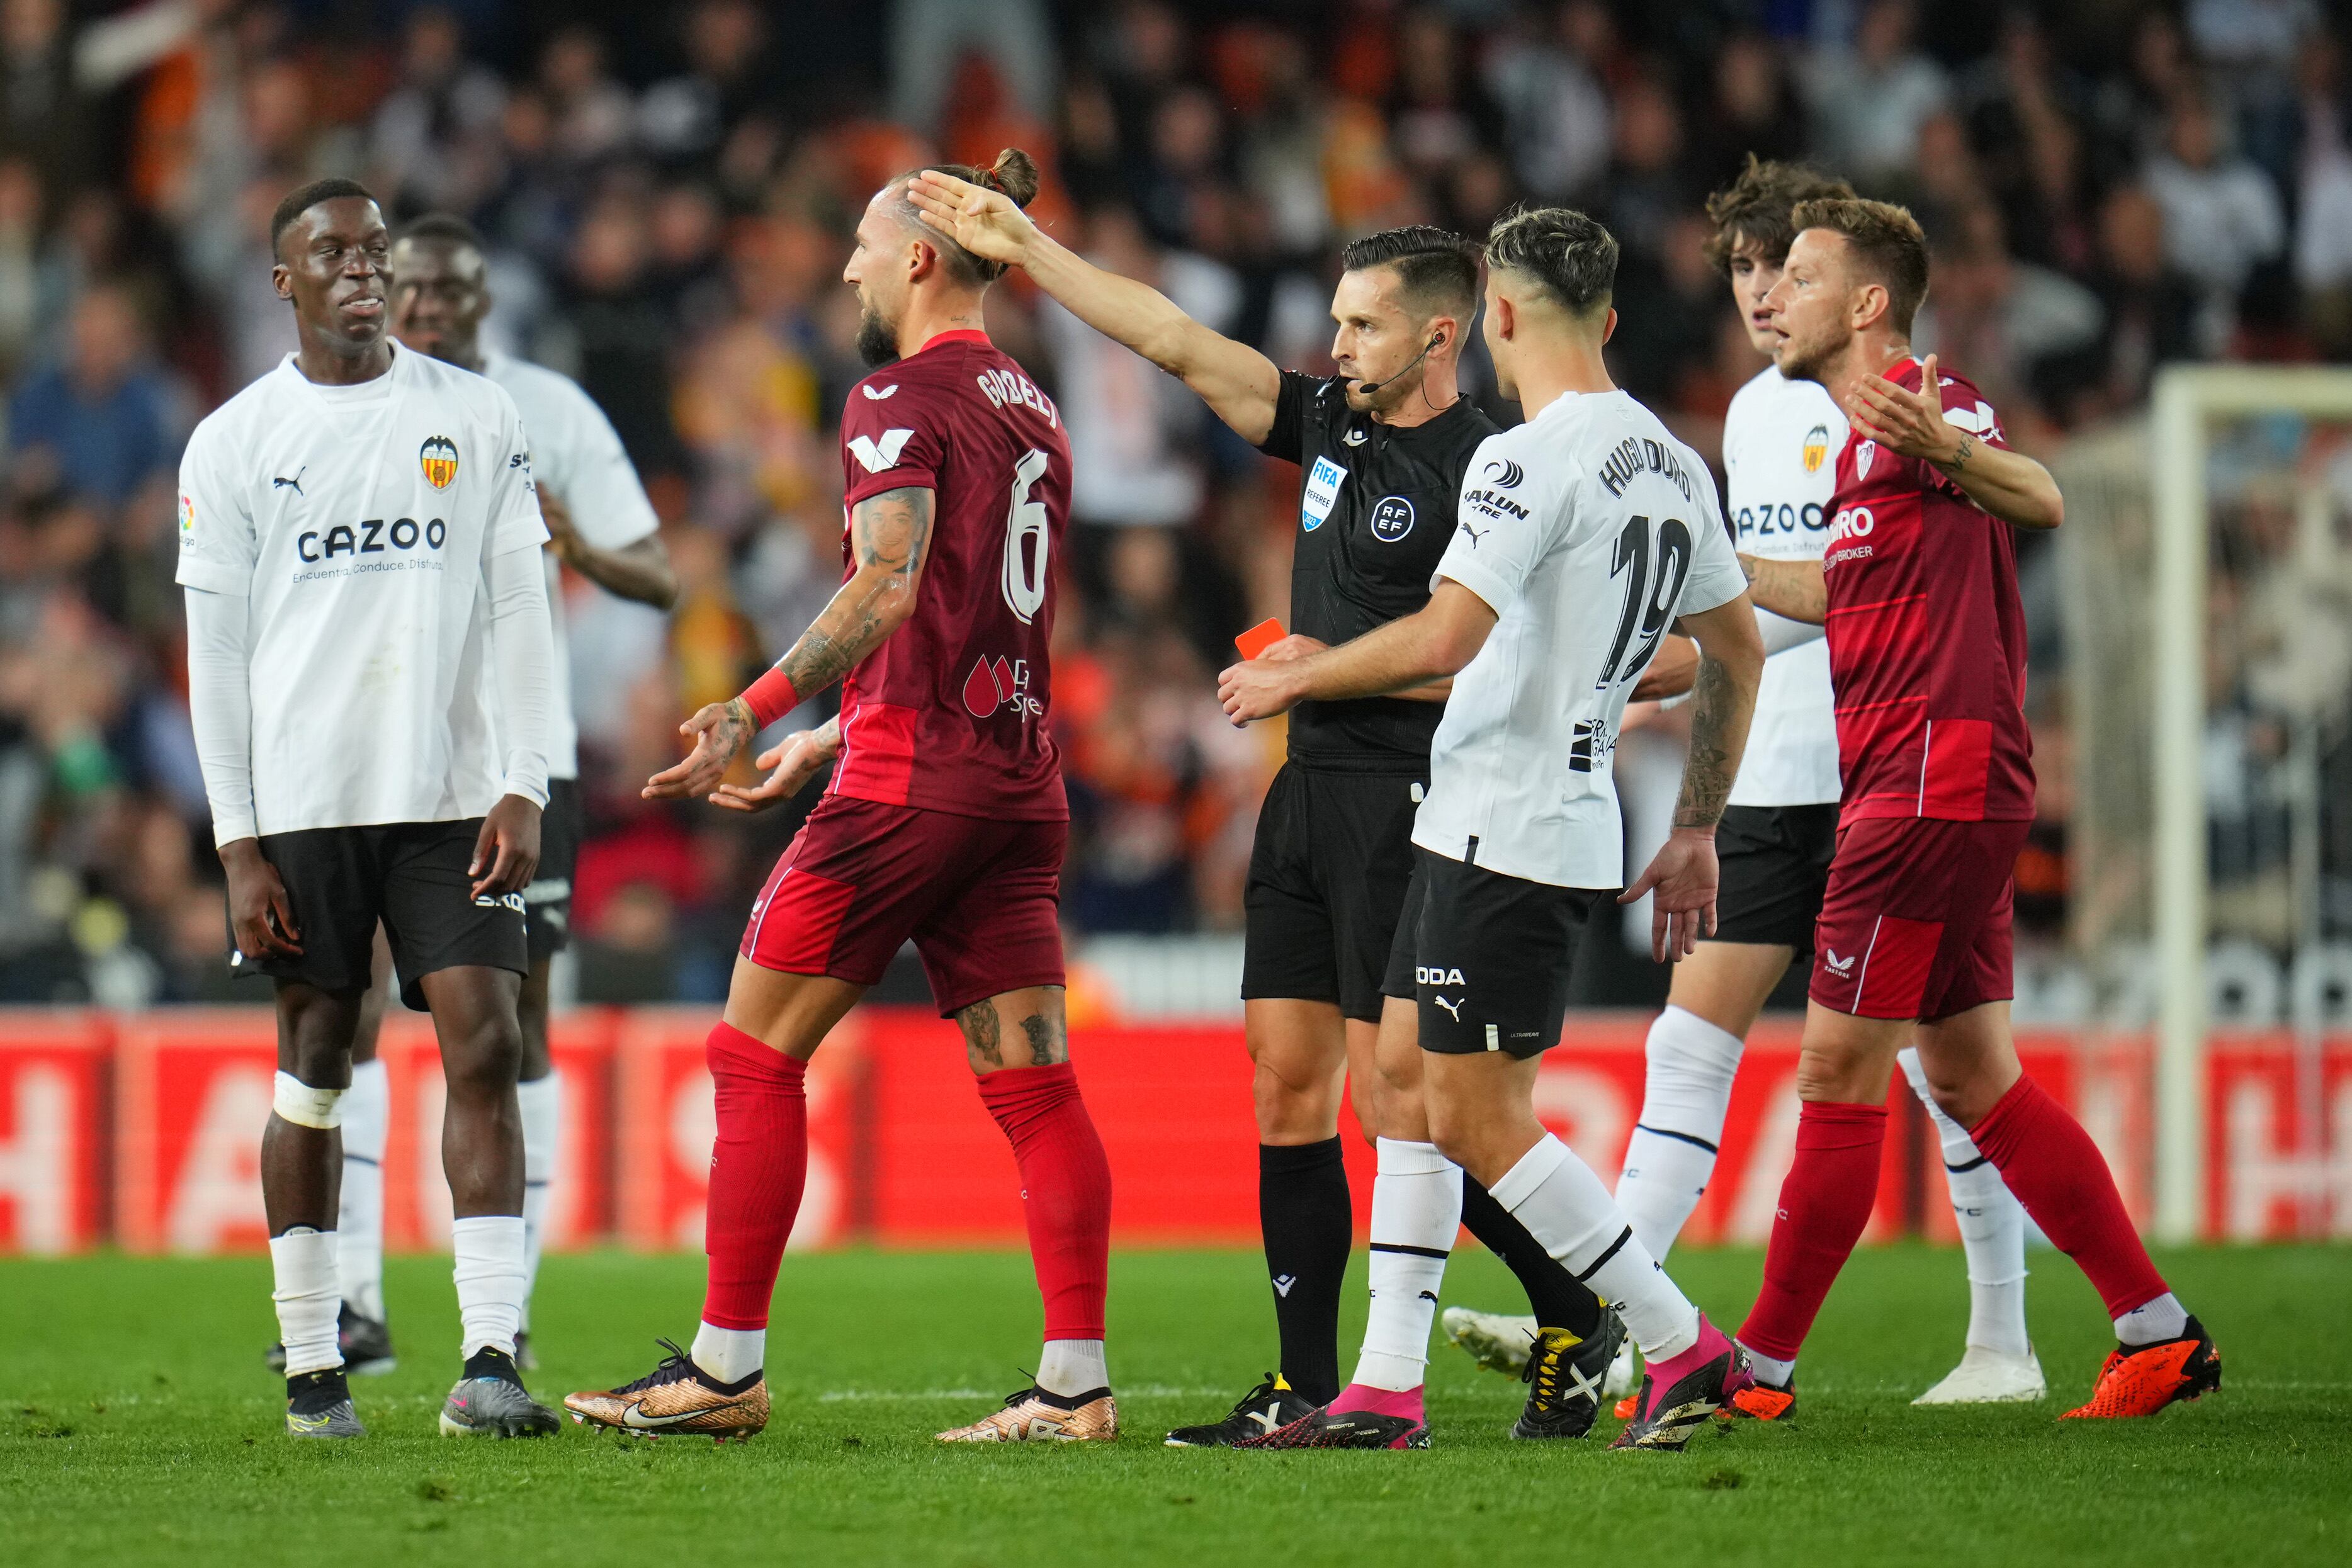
1350, 329, 1446, 398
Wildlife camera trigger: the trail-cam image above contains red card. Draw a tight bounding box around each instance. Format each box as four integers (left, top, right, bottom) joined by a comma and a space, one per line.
1236, 618, 1286, 660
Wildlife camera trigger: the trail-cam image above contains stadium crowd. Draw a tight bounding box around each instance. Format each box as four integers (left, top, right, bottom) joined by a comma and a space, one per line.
0, 0, 2346, 1007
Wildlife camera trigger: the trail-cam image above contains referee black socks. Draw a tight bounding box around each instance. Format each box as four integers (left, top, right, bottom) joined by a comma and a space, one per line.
1259, 1137, 1351, 1407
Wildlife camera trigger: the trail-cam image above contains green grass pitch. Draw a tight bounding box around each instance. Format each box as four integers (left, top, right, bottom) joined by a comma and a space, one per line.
3, 1245, 2346, 1565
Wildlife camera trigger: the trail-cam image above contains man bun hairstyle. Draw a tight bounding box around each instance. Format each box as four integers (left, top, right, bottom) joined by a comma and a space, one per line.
1483, 205, 1618, 316
1790, 195, 1930, 336
393, 212, 487, 256
894, 147, 1040, 286
1702, 155, 1857, 273
270, 176, 378, 260
1339, 224, 1481, 325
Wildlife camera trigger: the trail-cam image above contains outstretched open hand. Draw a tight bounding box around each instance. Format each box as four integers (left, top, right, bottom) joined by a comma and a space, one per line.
905, 170, 1034, 267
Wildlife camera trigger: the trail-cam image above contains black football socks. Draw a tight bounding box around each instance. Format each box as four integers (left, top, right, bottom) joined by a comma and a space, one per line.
1259, 1137, 1350, 1406
1462, 1175, 1605, 1339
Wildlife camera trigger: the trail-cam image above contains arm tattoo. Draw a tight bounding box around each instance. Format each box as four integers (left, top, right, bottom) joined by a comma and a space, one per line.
956, 1000, 1002, 1069
1017, 1012, 1066, 1066
1673, 655, 1749, 830
773, 487, 934, 699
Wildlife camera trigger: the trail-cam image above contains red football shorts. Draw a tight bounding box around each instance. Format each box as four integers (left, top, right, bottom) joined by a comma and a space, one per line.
1807, 817, 2031, 1023
740, 793, 1068, 1017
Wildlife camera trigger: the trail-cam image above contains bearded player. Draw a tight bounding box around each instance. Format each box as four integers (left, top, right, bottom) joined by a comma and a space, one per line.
908, 176, 1629, 1445
1730, 197, 2219, 1422
1446, 159, 2044, 1411
564, 150, 1119, 1445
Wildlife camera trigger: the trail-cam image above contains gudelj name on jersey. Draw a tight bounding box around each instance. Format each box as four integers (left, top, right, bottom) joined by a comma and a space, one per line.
1594, 435, 1699, 502
294, 516, 449, 563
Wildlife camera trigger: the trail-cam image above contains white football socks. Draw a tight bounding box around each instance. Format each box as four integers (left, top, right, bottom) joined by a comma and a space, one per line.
517, 1069, 562, 1332
1899, 1047, 2031, 1358
450, 1214, 527, 1359
270, 1226, 342, 1377
1616, 1007, 1744, 1260
1349, 1138, 1463, 1392
1037, 1339, 1109, 1398
2115, 1292, 2188, 1346
1493, 1134, 1699, 1362
334, 1058, 388, 1323
692, 1323, 764, 1384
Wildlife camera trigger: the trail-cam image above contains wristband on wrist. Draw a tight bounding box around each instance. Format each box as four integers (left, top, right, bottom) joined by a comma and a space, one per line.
741, 667, 801, 728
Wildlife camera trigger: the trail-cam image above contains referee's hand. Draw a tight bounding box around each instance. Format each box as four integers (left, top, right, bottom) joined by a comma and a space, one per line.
1621, 828, 1719, 964
1218, 657, 1304, 725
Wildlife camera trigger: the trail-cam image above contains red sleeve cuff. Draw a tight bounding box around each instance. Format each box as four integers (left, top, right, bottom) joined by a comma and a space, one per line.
844, 466, 938, 509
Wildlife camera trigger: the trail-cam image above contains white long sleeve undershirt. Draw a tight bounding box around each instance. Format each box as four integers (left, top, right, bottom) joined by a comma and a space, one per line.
483, 539, 555, 810
1757, 604, 1826, 655
183, 585, 259, 847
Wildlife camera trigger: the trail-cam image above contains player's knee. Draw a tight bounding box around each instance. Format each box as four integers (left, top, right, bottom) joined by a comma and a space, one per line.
441, 1012, 523, 1100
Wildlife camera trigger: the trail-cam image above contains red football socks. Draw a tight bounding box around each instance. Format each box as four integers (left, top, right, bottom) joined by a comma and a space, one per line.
699, 1022, 809, 1331
1737, 1101, 1888, 1362
1967, 1074, 2168, 1319
976, 1063, 1112, 1341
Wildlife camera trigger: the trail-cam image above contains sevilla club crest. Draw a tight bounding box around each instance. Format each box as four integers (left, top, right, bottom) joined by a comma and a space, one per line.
419, 436, 460, 490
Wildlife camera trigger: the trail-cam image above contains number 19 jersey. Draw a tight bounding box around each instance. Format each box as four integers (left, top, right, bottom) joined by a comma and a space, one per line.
830, 329, 1072, 820
1413, 387, 1748, 889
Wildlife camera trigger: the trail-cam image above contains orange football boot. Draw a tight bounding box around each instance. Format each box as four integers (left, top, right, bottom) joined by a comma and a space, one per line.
2062, 1316, 2220, 1419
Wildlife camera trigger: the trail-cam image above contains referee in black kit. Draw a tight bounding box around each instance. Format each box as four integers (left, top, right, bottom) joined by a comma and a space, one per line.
910, 173, 1617, 1441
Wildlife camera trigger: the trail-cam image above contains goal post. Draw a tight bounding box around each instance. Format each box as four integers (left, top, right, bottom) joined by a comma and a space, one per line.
2147, 364, 2352, 1241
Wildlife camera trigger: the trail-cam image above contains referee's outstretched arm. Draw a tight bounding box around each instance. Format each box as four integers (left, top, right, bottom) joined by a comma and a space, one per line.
907, 170, 1281, 445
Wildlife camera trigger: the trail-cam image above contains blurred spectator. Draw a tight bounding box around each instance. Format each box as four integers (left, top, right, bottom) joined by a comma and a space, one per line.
1804, 0, 1950, 184
1041, 207, 1234, 530
0, 0, 94, 203
368, 6, 507, 219
2142, 91, 2287, 354
2294, 33, 2352, 355
7, 283, 174, 507
1483, 3, 1611, 200
891, 0, 1058, 141
640, 1, 776, 170
2042, 184, 2202, 422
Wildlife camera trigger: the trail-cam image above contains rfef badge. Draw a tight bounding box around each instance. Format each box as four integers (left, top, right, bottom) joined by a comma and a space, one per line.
1301, 456, 1347, 532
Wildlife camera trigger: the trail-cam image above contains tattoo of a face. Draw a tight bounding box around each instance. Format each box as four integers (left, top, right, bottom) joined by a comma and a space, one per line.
957, 1000, 1002, 1068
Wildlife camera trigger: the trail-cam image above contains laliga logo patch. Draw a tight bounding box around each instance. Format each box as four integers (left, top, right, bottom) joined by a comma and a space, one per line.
1855, 439, 1877, 480
419, 435, 460, 490
1802, 423, 1829, 473
179, 492, 196, 539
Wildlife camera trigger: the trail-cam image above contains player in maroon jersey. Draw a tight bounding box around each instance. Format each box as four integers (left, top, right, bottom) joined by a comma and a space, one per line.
1733, 198, 2219, 1423
563, 150, 1119, 1445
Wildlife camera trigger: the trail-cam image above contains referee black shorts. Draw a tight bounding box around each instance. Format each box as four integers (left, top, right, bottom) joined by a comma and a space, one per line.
1240, 763, 1425, 1023
229, 819, 529, 1011
1710, 803, 1840, 953
523, 777, 582, 964
1380, 847, 1605, 1059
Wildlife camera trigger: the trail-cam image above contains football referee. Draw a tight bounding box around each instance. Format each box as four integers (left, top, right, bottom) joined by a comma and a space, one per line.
910, 172, 1615, 1441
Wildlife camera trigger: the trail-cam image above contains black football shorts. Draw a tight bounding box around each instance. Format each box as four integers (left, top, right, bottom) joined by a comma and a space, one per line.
1710, 803, 1840, 953
523, 777, 581, 964
1241, 762, 1425, 1023
1381, 847, 1605, 1059
229, 818, 528, 1010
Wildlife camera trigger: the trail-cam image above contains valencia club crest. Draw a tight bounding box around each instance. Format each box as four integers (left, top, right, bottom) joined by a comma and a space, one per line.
419, 436, 459, 490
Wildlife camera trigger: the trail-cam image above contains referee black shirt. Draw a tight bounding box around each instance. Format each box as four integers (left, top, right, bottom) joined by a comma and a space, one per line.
1257, 369, 1497, 772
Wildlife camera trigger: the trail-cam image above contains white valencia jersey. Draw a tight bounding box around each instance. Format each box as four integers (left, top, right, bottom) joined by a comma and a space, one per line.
1415, 388, 1748, 888
483, 353, 659, 779
176, 343, 548, 833
1722, 365, 1843, 806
